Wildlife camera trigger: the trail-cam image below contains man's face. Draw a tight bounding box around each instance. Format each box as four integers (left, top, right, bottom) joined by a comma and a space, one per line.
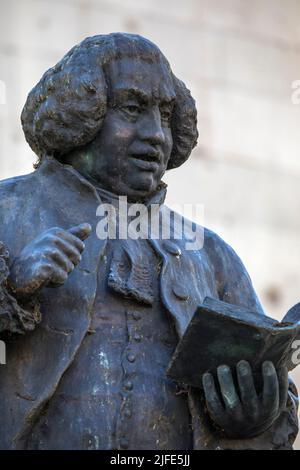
80, 57, 175, 200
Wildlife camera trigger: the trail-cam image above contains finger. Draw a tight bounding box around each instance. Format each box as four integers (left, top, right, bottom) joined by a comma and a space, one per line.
49, 266, 68, 286
202, 373, 225, 422
217, 365, 241, 411
262, 361, 279, 416
47, 229, 85, 253
48, 250, 75, 274
68, 223, 92, 241
38, 262, 54, 279
236, 360, 259, 416
50, 238, 82, 265
278, 367, 289, 411
38, 263, 68, 286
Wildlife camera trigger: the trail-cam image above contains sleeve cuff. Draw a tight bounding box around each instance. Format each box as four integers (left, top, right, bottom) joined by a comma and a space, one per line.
0, 241, 41, 335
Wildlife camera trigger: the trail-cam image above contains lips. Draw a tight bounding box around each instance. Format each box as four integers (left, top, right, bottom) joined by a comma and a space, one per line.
129, 152, 161, 171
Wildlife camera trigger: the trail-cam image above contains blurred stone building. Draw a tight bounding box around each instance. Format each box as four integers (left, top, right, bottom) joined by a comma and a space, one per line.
0, 0, 300, 446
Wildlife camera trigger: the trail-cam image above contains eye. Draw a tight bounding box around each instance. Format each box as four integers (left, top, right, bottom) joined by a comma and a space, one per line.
121, 104, 141, 117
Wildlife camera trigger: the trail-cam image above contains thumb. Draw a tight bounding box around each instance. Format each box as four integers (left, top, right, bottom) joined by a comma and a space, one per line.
68, 223, 92, 241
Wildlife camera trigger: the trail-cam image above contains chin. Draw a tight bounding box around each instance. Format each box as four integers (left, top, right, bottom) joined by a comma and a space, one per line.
127, 174, 159, 199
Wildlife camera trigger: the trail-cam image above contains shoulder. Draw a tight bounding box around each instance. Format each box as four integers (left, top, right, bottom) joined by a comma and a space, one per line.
164, 204, 264, 313
200, 226, 252, 287
204, 227, 263, 313
0, 171, 38, 222
165, 204, 240, 264
0, 171, 36, 197
165, 203, 250, 279
203, 227, 244, 268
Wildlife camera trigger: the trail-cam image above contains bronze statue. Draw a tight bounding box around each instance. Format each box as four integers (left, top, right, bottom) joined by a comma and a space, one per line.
0, 33, 297, 450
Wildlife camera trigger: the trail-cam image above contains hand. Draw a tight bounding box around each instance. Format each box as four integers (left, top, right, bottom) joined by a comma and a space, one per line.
202, 360, 288, 439
9, 223, 92, 297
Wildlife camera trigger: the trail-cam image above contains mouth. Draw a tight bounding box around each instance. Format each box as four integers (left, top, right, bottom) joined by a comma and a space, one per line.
129, 153, 161, 172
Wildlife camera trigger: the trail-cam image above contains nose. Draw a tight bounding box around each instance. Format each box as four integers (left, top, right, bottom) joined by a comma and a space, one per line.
138, 106, 165, 146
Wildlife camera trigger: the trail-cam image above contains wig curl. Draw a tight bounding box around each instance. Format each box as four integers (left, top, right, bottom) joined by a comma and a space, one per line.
21, 33, 198, 170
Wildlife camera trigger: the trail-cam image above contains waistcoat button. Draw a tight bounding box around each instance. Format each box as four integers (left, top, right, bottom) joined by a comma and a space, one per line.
124, 408, 132, 418
124, 381, 133, 391
134, 333, 142, 342
132, 311, 142, 321
120, 438, 129, 449
127, 354, 136, 363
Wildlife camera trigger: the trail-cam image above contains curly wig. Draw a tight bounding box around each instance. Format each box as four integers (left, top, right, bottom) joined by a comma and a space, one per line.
21, 33, 198, 170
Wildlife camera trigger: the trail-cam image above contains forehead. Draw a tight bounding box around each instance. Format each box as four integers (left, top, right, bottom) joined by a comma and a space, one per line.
107, 57, 175, 102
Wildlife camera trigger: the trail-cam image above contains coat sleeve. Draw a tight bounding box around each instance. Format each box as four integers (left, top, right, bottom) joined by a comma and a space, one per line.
199, 230, 299, 449
0, 241, 41, 337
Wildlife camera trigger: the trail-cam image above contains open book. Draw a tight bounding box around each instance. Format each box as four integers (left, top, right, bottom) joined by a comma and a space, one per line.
167, 297, 300, 389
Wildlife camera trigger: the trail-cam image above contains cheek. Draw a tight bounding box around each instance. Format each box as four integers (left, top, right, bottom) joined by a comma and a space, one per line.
108, 114, 136, 147
114, 126, 135, 143
101, 113, 136, 154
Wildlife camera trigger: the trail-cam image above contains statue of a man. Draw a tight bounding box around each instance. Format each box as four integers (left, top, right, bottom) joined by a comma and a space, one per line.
0, 33, 297, 450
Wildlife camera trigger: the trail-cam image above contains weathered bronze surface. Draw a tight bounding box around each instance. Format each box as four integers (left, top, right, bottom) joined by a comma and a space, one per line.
0, 33, 297, 450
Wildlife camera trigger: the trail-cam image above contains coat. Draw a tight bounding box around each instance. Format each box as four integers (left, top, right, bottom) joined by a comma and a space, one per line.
0, 156, 297, 449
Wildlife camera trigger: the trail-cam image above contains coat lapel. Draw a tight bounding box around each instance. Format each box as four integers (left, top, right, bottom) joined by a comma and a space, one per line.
149, 205, 218, 338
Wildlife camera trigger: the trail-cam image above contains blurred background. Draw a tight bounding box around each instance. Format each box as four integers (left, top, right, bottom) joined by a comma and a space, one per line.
0, 0, 300, 448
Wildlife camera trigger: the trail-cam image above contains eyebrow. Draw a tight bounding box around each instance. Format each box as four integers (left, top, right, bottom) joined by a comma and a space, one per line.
111, 87, 175, 105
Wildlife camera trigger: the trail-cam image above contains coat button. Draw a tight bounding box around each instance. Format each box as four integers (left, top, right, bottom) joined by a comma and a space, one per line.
172, 285, 189, 301
163, 240, 182, 257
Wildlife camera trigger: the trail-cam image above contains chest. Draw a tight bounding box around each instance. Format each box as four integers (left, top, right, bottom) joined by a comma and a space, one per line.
27, 239, 193, 450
